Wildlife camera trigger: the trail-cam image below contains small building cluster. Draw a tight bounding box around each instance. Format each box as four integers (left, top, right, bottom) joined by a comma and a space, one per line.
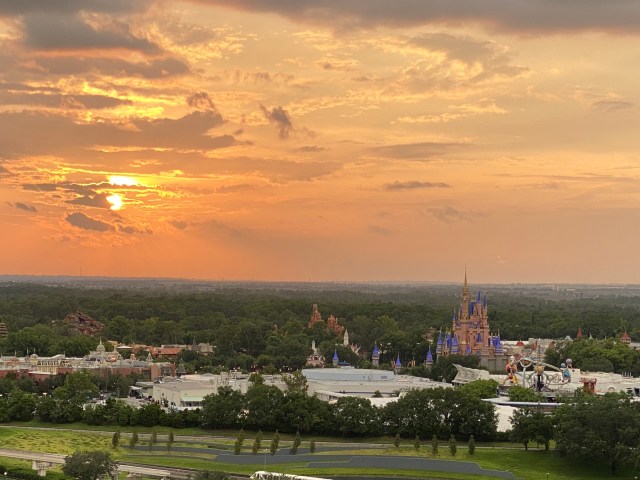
0, 339, 175, 384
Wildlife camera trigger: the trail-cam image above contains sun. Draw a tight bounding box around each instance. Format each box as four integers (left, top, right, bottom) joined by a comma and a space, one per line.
106, 194, 123, 211
109, 175, 139, 187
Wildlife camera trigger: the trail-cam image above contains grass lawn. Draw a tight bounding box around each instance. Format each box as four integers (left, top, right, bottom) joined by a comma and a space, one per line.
0, 425, 628, 480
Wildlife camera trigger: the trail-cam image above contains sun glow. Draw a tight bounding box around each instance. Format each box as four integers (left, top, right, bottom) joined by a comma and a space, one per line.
109, 175, 139, 187
107, 194, 123, 211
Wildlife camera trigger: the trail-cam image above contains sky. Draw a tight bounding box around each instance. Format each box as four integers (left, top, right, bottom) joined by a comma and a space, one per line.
1, 1, 640, 284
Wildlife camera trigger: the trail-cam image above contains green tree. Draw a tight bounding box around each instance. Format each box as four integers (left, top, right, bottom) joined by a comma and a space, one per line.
194, 470, 230, 480
459, 379, 499, 399
244, 384, 284, 431
394, 433, 401, 449
7, 389, 36, 421
449, 435, 457, 456
252, 430, 263, 455
234, 429, 245, 455
129, 432, 139, 449
282, 371, 308, 395
201, 387, 244, 429
62, 451, 117, 480
334, 397, 380, 436
167, 431, 174, 452
309, 439, 316, 454
413, 435, 420, 451
111, 430, 121, 449
554, 393, 640, 474
508, 385, 544, 402
290, 430, 301, 455
149, 431, 157, 451
137, 403, 164, 427
55, 370, 100, 404
431, 435, 438, 456
270, 430, 280, 455
468, 434, 475, 455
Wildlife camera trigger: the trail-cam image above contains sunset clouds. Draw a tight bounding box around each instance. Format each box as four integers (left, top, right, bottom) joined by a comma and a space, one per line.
1, 1, 639, 283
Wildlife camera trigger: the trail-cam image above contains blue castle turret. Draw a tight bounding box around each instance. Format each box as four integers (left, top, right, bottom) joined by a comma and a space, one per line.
494, 336, 503, 355
372, 342, 380, 367
394, 353, 402, 372
332, 349, 339, 367
426, 346, 433, 367
451, 335, 459, 354
436, 331, 443, 355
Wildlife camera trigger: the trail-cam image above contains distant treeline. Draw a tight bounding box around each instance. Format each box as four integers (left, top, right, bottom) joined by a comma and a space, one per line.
2, 283, 640, 372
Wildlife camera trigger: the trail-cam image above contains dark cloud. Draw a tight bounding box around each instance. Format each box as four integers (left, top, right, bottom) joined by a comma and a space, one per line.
23, 183, 58, 192
22, 12, 160, 53
0, 82, 61, 93
23, 182, 105, 195
215, 184, 254, 194
193, 0, 640, 35
66, 193, 111, 209
296, 145, 326, 152
591, 99, 634, 112
32, 57, 189, 79
9, 202, 37, 213
371, 142, 463, 160
0, 1, 151, 16
0, 110, 233, 157
423, 206, 479, 223
403, 33, 527, 85
384, 180, 451, 191
260, 104, 293, 139
187, 92, 217, 111
170, 220, 188, 230
198, 218, 252, 239
113, 220, 152, 235
0, 92, 131, 110
65, 212, 110, 231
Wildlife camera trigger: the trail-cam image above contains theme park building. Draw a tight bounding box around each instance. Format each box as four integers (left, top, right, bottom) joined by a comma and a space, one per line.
436, 272, 507, 370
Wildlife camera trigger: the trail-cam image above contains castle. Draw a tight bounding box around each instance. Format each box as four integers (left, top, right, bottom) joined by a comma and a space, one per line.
435, 271, 506, 370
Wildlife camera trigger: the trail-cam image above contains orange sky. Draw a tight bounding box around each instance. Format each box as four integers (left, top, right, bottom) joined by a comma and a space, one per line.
1, 1, 640, 284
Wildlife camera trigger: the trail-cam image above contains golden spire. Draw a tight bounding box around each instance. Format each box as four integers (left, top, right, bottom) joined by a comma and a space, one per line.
462, 266, 469, 298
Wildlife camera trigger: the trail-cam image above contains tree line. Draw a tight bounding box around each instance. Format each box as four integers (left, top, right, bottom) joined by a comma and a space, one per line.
5, 283, 640, 374
511, 392, 640, 475
0, 371, 498, 441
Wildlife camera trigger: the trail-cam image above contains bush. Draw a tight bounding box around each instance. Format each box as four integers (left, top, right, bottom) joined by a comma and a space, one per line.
449, 435, 457, 456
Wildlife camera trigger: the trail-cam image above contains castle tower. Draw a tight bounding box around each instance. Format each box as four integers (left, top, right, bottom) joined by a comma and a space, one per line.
327, 314, 345, 336
394, 354, 402, 372
621, 331, 631, 345
343, 329, 350, 347
308, 304, 323, 328
451, 335, 459, 354
452, 270, 490, 356
372, 343, 380, 367
332, 350, 339, 367
425, 346, 433, 368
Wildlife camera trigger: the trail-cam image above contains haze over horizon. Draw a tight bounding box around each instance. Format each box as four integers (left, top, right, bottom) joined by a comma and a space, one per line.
1, 1, 639, 284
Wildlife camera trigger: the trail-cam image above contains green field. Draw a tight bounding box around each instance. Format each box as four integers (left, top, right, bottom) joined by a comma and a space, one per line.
0, 425, 627, 480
